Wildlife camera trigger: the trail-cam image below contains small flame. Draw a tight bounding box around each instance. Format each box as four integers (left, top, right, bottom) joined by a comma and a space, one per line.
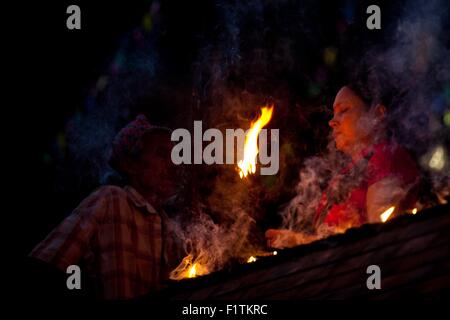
411, 208, 418, 215
380, 206, 395, 223
238, 105, 274, 178
169, 252, 209, 280
246, 251, 277, 263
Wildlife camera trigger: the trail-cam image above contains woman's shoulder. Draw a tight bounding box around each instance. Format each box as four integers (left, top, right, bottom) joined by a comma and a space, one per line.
370, 141, 415, 164
368, 141, 419, 184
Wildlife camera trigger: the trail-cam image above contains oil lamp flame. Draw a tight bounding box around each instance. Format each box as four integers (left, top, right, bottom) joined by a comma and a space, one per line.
380, 206, 395, 223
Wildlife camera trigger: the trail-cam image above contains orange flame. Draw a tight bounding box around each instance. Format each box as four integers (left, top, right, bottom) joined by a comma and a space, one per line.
169, 252, 209, 280
238, 105, 274, 178
246, 251, 277, 263
188, 263, 197, 278
380, 206, 395, 223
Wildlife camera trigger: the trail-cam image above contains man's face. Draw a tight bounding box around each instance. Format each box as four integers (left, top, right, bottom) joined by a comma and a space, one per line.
133, 131, 179, 198
329, 87, 372, 154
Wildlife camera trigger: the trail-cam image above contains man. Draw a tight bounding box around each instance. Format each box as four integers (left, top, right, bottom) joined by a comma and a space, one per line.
29, 114, 180, 299
266, 85, 420, 248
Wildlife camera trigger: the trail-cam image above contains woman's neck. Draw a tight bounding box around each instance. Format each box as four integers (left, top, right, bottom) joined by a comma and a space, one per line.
349, 134, 383, 162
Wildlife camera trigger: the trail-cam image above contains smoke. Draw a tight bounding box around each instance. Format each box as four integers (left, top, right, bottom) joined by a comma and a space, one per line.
282, 141, 347, 232
58, 0, 449, 273
280, 0, 450, 241
356, 0, 450, 198
150, 0, 323, 273
167, 205, 256, 278
361, 0, 450, 153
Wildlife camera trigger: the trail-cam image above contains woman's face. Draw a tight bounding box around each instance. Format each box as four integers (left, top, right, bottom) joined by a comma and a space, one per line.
329, 86, 374, 155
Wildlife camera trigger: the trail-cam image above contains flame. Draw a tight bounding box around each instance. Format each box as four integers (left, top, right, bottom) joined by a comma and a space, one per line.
246, 251, 277, 263
169, 252, 209, 280
188, 264, 197, 278
238, 105, 274, 178
411, 208, 418, 215
380, 206, 395, 223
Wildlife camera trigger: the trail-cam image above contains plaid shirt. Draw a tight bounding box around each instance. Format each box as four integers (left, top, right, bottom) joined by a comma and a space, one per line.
30, 185, 177, 299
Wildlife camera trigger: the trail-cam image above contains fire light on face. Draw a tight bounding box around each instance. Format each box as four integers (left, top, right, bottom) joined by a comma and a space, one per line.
237, 105, 274, 178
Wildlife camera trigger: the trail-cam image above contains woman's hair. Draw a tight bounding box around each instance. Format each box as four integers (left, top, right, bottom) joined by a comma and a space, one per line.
346, 72, 409, 142
347, 81, 399, 112
346, 63, 405, 113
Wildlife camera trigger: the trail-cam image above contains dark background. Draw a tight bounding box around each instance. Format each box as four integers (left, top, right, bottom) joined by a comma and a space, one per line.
12, 0, 448, 261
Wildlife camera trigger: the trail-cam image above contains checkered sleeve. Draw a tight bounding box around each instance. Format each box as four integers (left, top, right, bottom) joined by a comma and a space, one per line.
29, 187, 111, 271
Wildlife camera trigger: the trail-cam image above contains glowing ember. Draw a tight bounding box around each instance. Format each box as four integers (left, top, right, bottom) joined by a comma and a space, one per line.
247, 256, 257, 263
380, 206, 395, 223
238, 105, 274, 178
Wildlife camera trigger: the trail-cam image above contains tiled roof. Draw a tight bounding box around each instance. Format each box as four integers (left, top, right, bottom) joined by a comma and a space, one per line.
158, 203, 450, 300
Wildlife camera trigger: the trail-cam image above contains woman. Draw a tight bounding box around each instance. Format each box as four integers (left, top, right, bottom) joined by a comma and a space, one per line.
266, 85, 420, 249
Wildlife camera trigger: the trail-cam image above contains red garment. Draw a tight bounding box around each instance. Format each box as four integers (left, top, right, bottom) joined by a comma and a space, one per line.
315, 141, 420, 227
